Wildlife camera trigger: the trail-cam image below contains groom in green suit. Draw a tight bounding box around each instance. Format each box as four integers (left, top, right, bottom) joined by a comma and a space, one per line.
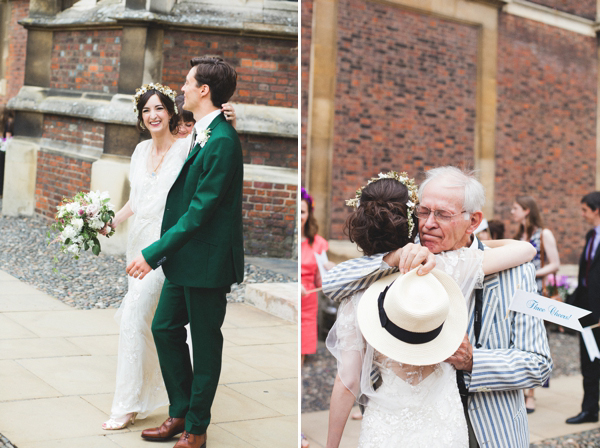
126, 57, 244, 448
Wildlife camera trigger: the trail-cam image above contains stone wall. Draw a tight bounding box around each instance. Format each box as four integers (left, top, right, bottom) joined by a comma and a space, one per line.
529, 0, 596, 20
162, 31, 297, 108
50, 30, 122, 93
300, 0, 312, 185
329, 0, 478, 238
243, 180, 297, 258
494, 13, 597, 264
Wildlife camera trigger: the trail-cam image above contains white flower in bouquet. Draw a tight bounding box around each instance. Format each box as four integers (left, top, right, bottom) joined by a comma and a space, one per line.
72, 218, 84, 232
62, 225, 77, 241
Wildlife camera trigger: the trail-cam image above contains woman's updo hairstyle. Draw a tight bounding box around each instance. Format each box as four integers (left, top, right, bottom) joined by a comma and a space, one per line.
136, 90, 180, 135
345, 178, 417, 256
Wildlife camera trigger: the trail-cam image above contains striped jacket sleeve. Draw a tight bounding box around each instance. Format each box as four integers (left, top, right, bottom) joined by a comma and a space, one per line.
322, 253, 398, 302
465, 262, 553, 392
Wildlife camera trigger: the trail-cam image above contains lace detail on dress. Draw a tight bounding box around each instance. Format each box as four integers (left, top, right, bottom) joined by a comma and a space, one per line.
327, 247, 486, 447
110, 138, 189, 420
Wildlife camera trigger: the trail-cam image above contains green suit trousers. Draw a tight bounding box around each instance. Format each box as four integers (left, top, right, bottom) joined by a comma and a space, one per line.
151, 278, 229, 435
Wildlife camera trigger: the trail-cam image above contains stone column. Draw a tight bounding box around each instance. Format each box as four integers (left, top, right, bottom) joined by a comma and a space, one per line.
306, 0, 338, 239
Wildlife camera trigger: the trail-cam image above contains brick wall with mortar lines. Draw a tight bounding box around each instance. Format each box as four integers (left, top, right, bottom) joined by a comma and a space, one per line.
162, 31, 297, 108
330, 0, 478, 239
42, 114, 105, 148
529, 0, 595, 20
301, 0, 313, 185
35, 115, 104, 217
240, 134, 297, 169
495, 13, 597, 264
50, 30, 122, 93
0, 0, 28, 111
35, 152, 92, 217
243, 181, 297, 258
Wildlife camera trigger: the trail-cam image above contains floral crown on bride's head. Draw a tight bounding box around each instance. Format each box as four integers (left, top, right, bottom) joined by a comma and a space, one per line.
133, 83, 179, 116
346, 171, 419, 238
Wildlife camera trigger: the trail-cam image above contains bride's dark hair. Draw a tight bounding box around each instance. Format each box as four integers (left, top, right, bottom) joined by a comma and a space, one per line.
345, 178, 417, 256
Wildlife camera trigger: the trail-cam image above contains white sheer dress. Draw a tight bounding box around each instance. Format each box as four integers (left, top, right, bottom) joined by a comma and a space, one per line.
109, 137, 189, 420
327, 248, 485, 448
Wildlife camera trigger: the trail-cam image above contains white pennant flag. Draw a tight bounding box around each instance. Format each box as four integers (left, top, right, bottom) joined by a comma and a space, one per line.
581, 326, 600, 362
314, 251, 330, 281
508, 290, 590, 332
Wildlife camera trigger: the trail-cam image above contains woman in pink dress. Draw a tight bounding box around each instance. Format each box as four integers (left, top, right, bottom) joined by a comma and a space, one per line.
301, 188, 329, 362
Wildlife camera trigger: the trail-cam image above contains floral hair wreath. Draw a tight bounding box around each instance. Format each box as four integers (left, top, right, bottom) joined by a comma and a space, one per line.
346, 171, 419, 238
132, 83, 179, 116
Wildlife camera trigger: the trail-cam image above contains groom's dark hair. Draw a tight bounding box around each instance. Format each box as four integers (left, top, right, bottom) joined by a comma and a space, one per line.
190, 57, 237, 108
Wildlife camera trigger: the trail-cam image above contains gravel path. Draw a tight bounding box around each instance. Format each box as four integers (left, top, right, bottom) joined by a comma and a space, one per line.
0, 207, 295, 310
302, 325, 597, 446
0, 206, 296, 448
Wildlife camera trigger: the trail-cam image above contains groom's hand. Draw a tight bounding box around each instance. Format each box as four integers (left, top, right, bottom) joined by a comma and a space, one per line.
445, 334, 473, 371
126, 254, 152, 280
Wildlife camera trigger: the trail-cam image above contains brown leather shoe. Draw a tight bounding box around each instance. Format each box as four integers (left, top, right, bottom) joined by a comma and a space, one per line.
141, 417, 185, 441
173, 431, 206, 448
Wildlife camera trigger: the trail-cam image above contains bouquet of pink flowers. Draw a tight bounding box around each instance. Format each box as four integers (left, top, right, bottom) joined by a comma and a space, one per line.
545, 274, 577, 301
49, 191, 115, 259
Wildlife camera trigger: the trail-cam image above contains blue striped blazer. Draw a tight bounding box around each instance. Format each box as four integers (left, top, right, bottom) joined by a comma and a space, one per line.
323, 253, 553, 448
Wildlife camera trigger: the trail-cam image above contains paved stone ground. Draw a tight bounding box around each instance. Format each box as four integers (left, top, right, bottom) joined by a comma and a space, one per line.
0, 203, 297, 447
302, 327, 600, 446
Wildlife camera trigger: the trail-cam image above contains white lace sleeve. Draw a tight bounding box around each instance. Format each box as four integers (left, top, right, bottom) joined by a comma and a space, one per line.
434, 247, 485, 300
326, 292, 366, 399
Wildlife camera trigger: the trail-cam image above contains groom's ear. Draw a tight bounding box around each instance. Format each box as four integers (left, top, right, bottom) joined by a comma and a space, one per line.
465, 211, 484, 235
199, 84, 211, 98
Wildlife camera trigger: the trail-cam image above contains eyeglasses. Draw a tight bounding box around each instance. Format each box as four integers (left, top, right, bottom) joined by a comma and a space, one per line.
414, 205, 468, 222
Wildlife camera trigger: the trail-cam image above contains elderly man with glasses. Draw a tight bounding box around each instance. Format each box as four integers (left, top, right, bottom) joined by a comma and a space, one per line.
323, 166, 552, 448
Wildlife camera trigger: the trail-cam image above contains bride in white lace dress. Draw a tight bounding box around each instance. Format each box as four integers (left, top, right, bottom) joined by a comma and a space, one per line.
101, 84, 236, 430
325, 174, 536, 448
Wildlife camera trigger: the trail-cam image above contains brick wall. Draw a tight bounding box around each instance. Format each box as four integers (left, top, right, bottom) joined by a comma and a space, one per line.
495, 13, 597, 264
35, 152, 93, 217
240, 134, 297, 169
530, 0, 595, 20
162, 31, 297, 108
42, 114, 105, 148
243, 181, 297, 258
0, 0, 28, 111
330, 0, 478, 239
301, 0, 313, 185
50, 30, 122, 93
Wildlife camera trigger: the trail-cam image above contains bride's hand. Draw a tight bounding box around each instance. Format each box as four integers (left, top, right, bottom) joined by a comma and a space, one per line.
98, 220, 117, 236
383, 243, 436, 275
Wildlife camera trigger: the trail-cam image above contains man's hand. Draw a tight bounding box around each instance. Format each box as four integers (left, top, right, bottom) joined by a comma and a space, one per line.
383, 243, 436, 275
126, 254, 152, 280
445, 334, 473, 371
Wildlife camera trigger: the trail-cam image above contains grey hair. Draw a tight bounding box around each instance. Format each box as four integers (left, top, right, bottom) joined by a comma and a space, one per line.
418, 166, 485, 214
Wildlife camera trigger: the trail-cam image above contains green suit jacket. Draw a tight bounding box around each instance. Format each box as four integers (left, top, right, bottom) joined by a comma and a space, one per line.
142, 113, 244, 288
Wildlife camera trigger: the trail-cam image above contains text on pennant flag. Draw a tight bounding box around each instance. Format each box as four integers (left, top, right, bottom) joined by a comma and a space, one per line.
508, 289, 590, 332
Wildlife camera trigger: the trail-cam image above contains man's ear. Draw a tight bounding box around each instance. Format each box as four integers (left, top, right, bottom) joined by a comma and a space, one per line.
199, 84, 210, 98
466, 211, 484, 236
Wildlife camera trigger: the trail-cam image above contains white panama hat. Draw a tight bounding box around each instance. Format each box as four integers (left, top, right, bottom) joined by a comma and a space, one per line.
357, 267, 468, 366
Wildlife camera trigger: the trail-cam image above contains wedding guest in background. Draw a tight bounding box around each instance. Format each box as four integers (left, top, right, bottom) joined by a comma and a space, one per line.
511, 195, 560, 413
487, 219, 505, 240
175, 94, 236, 139
566, 192, 600, 424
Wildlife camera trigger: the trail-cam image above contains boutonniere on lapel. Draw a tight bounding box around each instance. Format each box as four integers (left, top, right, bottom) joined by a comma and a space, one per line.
195, 129, 211, 148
